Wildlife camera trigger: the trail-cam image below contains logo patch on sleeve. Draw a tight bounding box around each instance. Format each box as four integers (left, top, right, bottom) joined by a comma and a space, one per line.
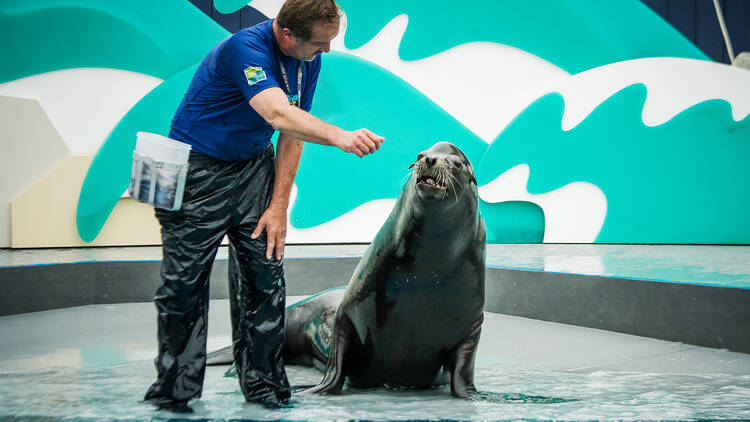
244, 66, 267, 86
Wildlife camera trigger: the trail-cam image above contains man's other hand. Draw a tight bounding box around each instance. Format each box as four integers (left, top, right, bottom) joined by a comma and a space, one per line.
251, 204, 287, 261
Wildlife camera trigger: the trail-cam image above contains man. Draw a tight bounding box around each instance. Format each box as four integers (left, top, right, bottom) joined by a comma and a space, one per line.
143, 0, 384, 412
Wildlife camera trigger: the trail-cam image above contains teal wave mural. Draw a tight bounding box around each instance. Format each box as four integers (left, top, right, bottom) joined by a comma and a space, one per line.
76, 65, 198, 242
477, 84, 750, 244
480, 201, 545, 244
74, 53, 750, 244
0, 0, 227, 84
214, 0, 252, 15
292, 53, 487, 228
335, 0, 708, 73
37, 0, 744, 244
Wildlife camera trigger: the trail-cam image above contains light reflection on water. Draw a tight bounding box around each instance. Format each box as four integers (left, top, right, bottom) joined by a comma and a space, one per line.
1, 361, 749, 421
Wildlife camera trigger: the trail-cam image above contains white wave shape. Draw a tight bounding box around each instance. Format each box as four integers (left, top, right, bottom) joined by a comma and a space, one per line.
330, 14, 570, 143
0, 68, 162, 156
478, 165, 607, 243
554, 57, 750, 130
248, 0, 282, 19
285, 184, 396, 243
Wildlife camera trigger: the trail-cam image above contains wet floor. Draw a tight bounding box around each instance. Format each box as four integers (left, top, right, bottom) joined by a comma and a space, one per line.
1, 299, 749, 421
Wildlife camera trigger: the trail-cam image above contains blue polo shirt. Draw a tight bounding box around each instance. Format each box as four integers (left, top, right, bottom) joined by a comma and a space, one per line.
169, 19, 321, 161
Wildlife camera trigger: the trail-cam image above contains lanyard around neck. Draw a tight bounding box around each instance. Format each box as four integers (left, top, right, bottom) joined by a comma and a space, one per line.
277, 55, 302, 108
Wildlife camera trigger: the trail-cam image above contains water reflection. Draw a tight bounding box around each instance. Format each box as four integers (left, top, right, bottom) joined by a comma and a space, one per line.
1, 360, 748, 420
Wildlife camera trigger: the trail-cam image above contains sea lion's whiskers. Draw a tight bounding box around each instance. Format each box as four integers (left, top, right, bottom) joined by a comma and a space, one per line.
442, 167, 460, 203
437, 168, 449, 199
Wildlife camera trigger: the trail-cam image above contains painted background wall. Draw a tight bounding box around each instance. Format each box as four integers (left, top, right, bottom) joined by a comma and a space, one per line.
1, 0, 748, 248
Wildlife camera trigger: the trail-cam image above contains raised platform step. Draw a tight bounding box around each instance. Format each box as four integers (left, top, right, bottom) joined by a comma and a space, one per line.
2, 244, 748, 353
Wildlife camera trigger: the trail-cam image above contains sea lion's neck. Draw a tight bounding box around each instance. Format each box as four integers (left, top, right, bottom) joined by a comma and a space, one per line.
394, 188, 478, 241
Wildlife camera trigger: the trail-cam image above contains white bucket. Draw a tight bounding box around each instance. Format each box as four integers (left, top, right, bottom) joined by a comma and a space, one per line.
129, 132, 191, 211
135, 131, 191, 164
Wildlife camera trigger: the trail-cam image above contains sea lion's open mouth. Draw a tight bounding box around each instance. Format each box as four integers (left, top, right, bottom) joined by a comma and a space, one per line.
417, 175, 447, 190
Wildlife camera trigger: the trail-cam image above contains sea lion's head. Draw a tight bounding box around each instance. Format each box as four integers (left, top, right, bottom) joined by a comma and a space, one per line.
409, 142, 477, 203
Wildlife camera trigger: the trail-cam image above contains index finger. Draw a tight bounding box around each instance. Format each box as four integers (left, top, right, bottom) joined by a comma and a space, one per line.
251, 221, 266, 239
363, 128, 385, 143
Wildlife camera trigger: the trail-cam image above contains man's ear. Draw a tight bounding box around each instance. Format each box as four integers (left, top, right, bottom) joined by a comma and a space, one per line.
281, 27, 294, 41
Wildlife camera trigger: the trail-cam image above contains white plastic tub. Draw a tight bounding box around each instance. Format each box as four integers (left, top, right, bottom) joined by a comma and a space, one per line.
135, 131, 191, 164
128, 132, 191, 211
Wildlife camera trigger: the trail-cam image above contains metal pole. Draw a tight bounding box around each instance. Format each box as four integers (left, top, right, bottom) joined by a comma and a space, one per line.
713, 0, 735, 64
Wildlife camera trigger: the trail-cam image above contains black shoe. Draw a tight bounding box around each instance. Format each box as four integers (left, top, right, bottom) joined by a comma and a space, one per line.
160, 401, 194, 413
259, 396, 293, 410
145, 397, 194, 413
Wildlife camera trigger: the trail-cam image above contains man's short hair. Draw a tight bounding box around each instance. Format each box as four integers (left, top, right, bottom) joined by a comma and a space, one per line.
276, 0, 341, 41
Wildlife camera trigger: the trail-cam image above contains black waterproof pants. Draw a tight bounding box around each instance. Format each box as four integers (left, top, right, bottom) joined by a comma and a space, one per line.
144, 145, 291, 406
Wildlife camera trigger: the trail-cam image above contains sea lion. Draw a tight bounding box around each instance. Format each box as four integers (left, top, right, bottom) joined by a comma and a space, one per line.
310, 141, 485, 398
207, 286, 345, 370
208, 141, 486, 398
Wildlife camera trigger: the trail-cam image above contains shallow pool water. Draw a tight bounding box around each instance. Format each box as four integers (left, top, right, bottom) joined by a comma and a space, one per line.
1, 358, 749, 421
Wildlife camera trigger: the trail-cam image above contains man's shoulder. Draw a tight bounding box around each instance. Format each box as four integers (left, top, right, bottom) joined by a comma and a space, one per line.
231, 19, 274, 45
221, 20, 274, 65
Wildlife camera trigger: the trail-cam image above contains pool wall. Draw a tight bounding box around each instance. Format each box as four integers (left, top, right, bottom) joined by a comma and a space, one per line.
3, 257, 748, 353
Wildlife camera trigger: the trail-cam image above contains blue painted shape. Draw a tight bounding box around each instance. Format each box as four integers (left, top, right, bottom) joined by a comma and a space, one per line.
76, 65, 198, 242
641, 0, 667, 17
666, 0, 696, 43
212, 2, 241, 33
240, 6, 268, 29
477, 84, 750, 244
696, 0, 728, 63
725, 0, 750, 60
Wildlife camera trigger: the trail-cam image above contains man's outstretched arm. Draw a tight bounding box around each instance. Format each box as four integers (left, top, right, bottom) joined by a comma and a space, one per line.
249, 87, 385, 157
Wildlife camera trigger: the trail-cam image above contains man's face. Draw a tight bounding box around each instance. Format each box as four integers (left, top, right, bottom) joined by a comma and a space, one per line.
291, 20, 339, 61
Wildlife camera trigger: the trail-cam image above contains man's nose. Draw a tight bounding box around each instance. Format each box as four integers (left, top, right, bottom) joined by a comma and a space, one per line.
322, 42, 331, 53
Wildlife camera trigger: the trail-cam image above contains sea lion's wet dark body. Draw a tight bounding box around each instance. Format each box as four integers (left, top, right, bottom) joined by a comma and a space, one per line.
207, 287, 344, 370
311, 142, 486, 398
208, 142, 486, 398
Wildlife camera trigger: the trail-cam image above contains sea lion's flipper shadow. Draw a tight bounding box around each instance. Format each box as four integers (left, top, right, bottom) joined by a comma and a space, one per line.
304, 312, 354, 395
206, 344, 234, 366
447, 315, 483, 398
469, 391, 580, 404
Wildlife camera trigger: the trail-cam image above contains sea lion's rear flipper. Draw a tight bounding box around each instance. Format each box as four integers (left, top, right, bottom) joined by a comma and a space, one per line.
206, 344, 234, 365
305, 313, 354, 395
447, 315, 483, 398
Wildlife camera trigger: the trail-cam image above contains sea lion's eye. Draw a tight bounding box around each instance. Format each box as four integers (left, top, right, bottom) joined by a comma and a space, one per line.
454, 162, 462, 169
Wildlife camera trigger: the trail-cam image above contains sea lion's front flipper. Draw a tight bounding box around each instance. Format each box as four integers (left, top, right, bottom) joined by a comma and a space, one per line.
447, 315, 483, 398
305, 313, 354, 395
